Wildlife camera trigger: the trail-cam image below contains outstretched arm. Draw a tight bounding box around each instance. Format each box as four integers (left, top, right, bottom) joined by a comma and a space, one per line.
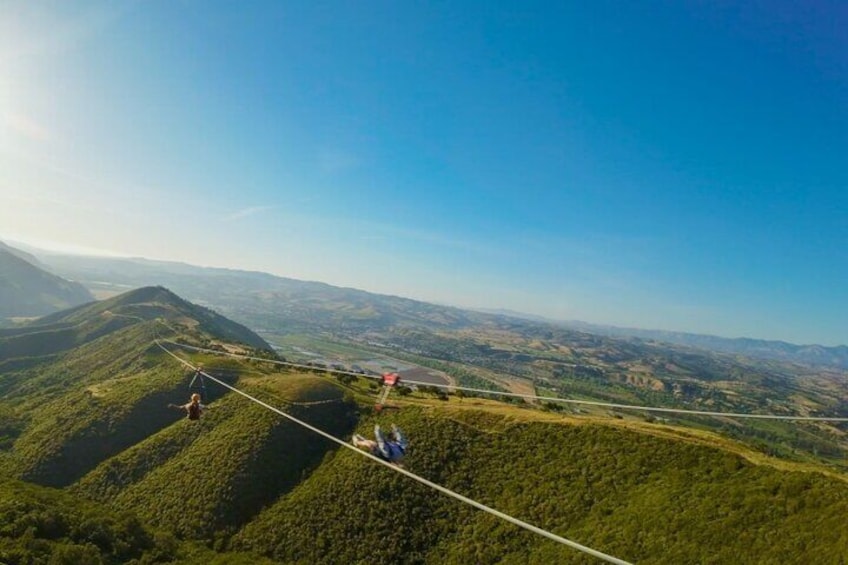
374, 424, 387, 446
373, 424, 393, 459
392, 424, 408, 450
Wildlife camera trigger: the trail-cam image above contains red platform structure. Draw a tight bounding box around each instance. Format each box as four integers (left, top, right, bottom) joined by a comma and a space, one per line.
375, 372, 400, 410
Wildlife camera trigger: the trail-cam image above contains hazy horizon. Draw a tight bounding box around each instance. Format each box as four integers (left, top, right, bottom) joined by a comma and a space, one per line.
4, 235, 845, 349
2, 2, 846, 345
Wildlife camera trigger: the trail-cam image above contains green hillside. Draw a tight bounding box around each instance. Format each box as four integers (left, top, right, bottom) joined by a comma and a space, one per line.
232, 405, 848, 564
74, 376, 356, 541
0, 286, 272, 486
1, 287, 846, 564
29, 285, 272, 350
0, 476, 279, 565
0, 476, 179, 564
0, 286, 269, 367
31, 254, 848, 468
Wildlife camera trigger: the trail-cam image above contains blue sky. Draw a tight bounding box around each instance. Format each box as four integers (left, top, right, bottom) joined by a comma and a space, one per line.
1, 1, 846, 345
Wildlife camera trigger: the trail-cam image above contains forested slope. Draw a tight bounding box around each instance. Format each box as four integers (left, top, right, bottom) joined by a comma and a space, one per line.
1, 286, 846, 564
74, 376, 357, 541
2, 321, 230, 487
0, 286, 273, 485
0, 477, 179, 564
234, 407, 848, 565
0, 476, 279, 565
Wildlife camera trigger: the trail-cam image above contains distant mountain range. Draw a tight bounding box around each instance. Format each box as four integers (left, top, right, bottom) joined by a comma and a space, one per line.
476, 308, 848, 371
19, 244, 848, 371
0, 242, 94, 318
557, 320, 848, 371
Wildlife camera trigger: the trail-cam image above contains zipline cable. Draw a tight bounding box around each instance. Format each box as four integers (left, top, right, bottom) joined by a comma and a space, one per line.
159, 340, 848, 422
155, 339, 633, 565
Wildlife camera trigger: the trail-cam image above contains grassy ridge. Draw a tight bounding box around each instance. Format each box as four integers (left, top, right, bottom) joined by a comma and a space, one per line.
234, 407, 848, 564
0, 288, 270, 487
75, 376, 357, 542
7, 328, 196, 486
0, 322, 155, 402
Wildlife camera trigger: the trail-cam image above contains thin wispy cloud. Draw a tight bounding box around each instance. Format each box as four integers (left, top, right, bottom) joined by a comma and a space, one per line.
224, 205, 274, 222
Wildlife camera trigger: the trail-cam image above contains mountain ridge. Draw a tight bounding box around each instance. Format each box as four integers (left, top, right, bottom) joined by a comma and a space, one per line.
0, 240, 44, 268
0, 244, 94, 318
36, 251, 848, 370
0, 286, 270, 368
555, 319, 848, 370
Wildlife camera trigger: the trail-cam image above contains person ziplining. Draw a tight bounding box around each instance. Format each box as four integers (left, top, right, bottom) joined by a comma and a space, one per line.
155, 340, 632, 565
352, 424, 409, 466
167, 367, 209, 420
169, 392, 207, 420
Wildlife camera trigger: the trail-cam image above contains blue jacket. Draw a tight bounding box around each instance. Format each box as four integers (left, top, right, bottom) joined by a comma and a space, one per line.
374, 424, 408, 462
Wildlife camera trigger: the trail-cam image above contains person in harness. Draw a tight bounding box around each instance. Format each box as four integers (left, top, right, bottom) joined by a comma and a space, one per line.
169, 393, 206, 420
352, 424, 408, 466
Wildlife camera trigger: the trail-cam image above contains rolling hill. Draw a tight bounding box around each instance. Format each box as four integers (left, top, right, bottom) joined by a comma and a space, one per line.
37, 251, 848, 371
37, 253, 489, 334
0, 240, 45, 267
0, 287, 846, 563
26, 252, 848, 470
0, 286, 272, 487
